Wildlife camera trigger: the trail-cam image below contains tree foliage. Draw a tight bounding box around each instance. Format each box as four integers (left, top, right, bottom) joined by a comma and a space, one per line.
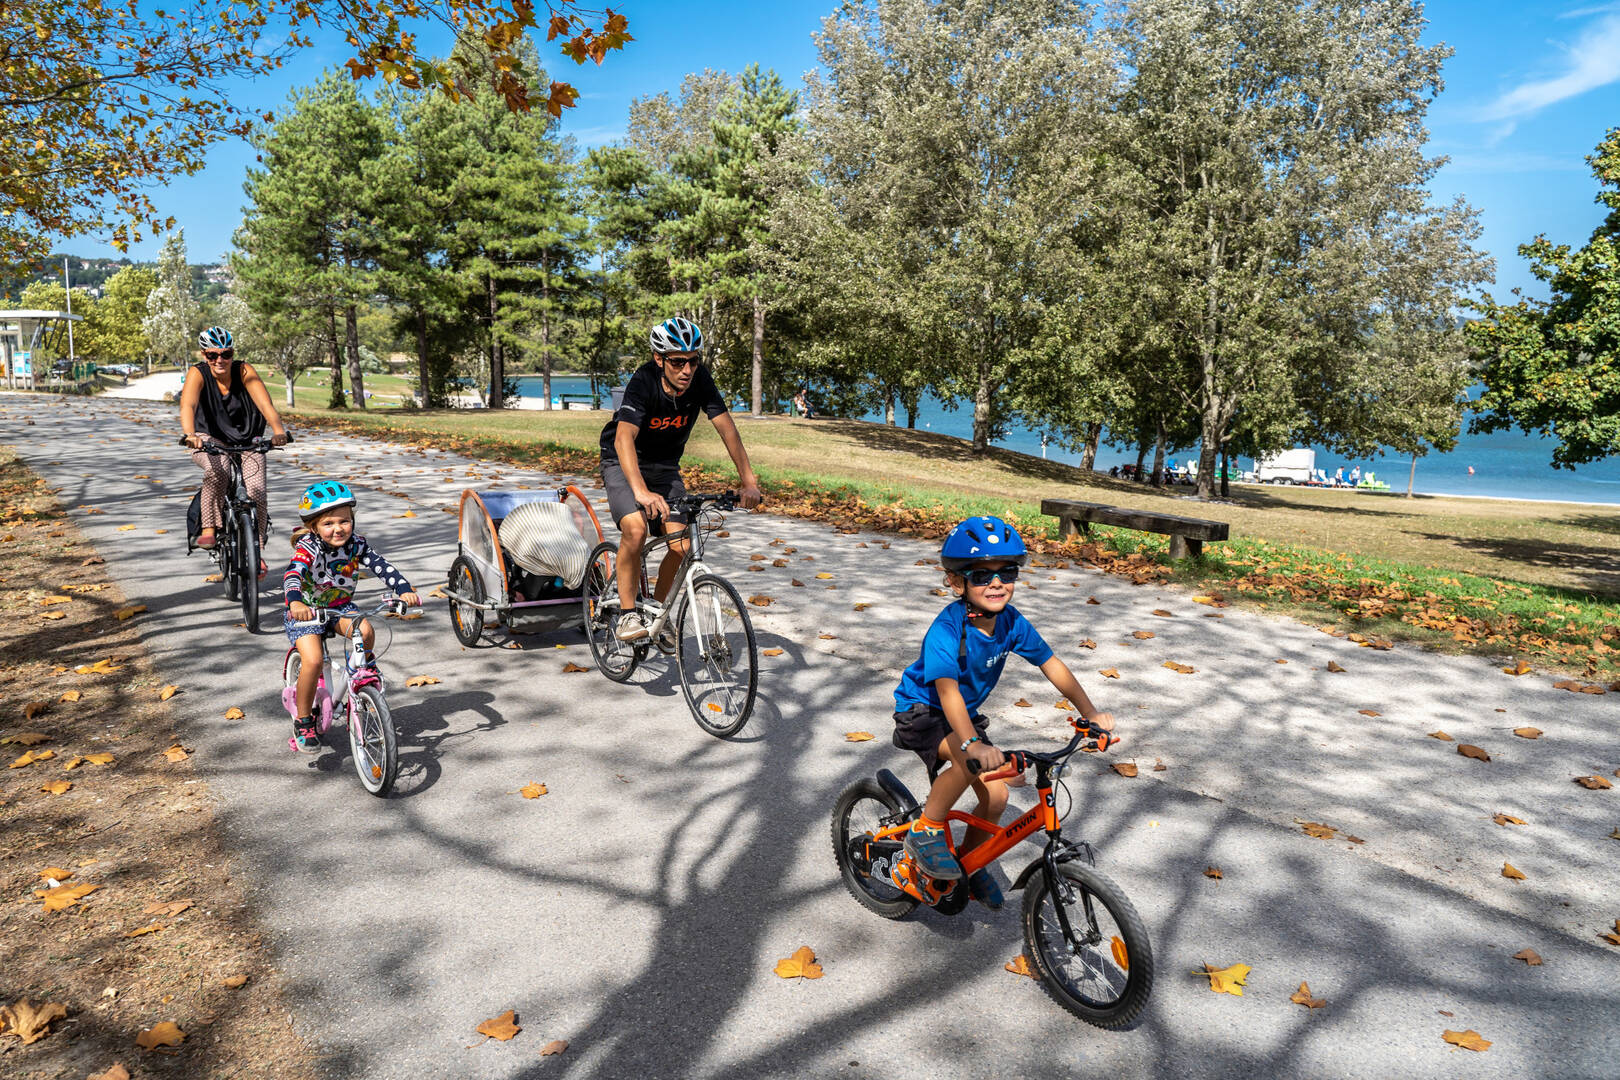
1469, 127, 1620, 468
143, 230, 200, 367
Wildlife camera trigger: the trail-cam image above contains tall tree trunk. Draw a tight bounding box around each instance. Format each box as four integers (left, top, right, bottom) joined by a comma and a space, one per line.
971, 361, 993, 453
1406, 452, 1418, 498
345, 304, 365, 409
283, 367, 296, 408
1133, 439, 1148, 481
541, 253, 552, 410
487, 273, 504, 410
1220, 445, 1231, 498
1151, 417, 1167, 487
326, 308, 345, 410
885, 389, 895, 426
750, 294, 764, 417
1080, 423, 1101, 472
414, 308, 429, 407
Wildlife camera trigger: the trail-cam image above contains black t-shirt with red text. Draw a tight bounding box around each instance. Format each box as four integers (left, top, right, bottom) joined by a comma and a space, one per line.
599, 361, 729, 466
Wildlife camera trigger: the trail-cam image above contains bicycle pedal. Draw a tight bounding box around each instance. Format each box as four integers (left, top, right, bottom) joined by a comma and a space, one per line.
889, 854, 927, 902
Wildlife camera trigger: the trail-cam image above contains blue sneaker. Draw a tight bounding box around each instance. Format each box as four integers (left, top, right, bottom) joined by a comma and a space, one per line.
903, 820, 963, 880
968, 867, 1004, 910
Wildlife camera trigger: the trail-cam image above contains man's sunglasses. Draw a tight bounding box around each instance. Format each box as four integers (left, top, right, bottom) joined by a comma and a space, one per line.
963, 566, 1019, 586
203, 349, 234, 360
660, 354, 700, 369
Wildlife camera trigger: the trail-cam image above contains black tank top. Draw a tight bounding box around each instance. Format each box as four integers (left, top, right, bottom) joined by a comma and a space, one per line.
192, 361, 265, 444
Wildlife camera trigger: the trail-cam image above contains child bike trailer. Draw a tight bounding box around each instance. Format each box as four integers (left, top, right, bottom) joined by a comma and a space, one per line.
446, 487, 604, 645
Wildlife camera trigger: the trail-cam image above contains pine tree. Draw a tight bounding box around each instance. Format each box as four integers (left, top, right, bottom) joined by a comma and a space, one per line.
143, 230, 199, 368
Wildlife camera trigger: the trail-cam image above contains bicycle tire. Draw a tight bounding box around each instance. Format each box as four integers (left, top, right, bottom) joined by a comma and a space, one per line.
349, 684, 397, 797
675, 574, 756, 738
236, 508, 260, 629
582, 541, 638, 682
1021, 862, 1153, 1029
447, 555, 484, 647
830, 778, 918, 920
219, 521, 240, 602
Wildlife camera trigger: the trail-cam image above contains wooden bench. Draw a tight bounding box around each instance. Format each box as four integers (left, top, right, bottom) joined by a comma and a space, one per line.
1040, 498, 1229, 560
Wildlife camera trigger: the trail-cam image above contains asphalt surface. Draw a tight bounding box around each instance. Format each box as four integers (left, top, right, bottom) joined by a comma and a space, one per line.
3, 394, 1617, 1080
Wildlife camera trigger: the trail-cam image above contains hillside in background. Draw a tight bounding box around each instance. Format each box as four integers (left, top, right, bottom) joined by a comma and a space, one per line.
2, 254, 228, 304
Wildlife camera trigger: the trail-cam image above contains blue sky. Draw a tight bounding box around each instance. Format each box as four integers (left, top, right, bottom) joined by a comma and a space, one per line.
86, 1, 1620, 301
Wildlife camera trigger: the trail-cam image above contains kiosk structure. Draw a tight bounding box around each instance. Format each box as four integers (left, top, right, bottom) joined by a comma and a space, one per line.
0, 309, 84, 389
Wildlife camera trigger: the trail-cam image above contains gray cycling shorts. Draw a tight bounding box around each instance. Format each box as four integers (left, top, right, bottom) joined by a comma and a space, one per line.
601, 459, 688, 529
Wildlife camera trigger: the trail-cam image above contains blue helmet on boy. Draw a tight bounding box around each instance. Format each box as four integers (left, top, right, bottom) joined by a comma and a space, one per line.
940, 515, 1028, 571
298, 480, 355, 519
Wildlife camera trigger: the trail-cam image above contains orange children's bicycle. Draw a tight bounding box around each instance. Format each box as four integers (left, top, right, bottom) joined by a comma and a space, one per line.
831, 719, 1154, 1028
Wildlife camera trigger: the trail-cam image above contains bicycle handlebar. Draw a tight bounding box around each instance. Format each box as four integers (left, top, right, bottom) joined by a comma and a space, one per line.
649, 491, 738, 522
289, 597, 414, 627
178, 434, 291, 453
966, 721, 1116, 782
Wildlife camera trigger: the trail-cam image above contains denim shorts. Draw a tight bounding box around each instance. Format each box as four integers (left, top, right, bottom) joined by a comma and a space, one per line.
892, 703, 990, 781
283, 604, 360, 645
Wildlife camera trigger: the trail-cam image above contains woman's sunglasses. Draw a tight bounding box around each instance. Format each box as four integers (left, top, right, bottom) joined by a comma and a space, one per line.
203, 349, 234, 360
963, 566, 1019, 586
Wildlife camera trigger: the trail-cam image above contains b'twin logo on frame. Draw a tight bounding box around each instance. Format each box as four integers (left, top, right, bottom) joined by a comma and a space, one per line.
646, 415, 690, 431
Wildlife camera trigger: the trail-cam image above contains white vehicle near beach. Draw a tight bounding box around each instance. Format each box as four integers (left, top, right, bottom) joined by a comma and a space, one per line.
1255, 448, 1316, 484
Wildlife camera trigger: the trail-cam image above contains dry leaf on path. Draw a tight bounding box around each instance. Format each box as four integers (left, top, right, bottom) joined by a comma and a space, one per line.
748, 595, 774, 607
1502, 863, 1526, 880
222, 975, 249, 988
1428, 730, 1454, 741
143, 900, 192, 917
1512, 727, 1541, 739
1099, 668, 1120, 679
1326, 661, 1347, 673
520, 783, 548, 799
1112, 762, 1138, 778
405, 675, 441, 687
1151, 609, 1173, 617
89, 1064, 130, 1080
540, 1039, 569, 1056
844, 732, 874, 742
815, 572, 834, 580
10, 749, 55, 768
1299, 821, 1337, 840
1131, 630, 1155, 640
1601, 920, 1620, 946
157, 685, 180, 701
1014, 698, 1033, 708
1458, 744, 1491, 762
774, 946, 824, 980
39, 779, 71, 795
1087, 597, 1100, 605
124, 923, 165, 938
36, 881, 99, 911
0, 999, 69, 1044
3, 731, 52, 746
476, 1010, 521, 1042
762, 648, 784, 657
1079, 639, 1096, 649
1290, 982, 1326, 1009
163, 745, 190, 763
1198, 963, 1249, 996
561, 662, 590, 673
1358, 709, 1380, 717
38, 866, 72, 880
113, 605, 146, 620
1163, 661, 1195, 674
135, 1021, 186, 1049
1204, 867, 1223, 880
1512, 948, 1542, 965
223, 707, 245, 720
1442, 1029, 1491, 1052
1574, 775, 1612, 789
1005, 955, 1038, 978
1492, 814, 1526, 826
1504, 660, 1532, 676
22, 700, 48, 719
39, 595, 72, 606
59, 690, 81, 703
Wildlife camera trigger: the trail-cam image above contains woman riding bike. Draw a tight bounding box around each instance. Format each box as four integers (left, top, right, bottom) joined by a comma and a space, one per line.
179, 326, 290, 576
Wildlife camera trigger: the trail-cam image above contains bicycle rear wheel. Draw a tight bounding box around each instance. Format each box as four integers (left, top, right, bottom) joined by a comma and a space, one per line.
236, 508, 260, 629
675, 574, 756, 738
582, 541, 638, 682
1021, 862, 1153, 1029
219, 521, 240, 602
831, 778, 918, 920
349, 684, 397, 797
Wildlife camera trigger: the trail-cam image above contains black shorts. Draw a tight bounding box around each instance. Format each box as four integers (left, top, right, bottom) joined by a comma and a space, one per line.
601, 459, 688, 528
892, 703, 990, 782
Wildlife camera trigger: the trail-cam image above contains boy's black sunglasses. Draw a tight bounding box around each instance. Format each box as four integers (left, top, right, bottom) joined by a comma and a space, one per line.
964, 566, 1019, 586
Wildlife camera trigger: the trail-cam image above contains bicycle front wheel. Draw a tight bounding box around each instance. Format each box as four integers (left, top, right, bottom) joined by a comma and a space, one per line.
1021, 862, 1153, 1029
219, 522, 240, 602
582, 541, 638, 682
348, 685, 397, 797
675, 574, 756, 738
236, 508, 260, 629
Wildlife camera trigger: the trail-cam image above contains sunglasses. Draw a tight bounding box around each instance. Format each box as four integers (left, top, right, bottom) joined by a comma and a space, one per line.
203, 349, 234, 360
963, 566, 1019, 586
660, 354, 700, 369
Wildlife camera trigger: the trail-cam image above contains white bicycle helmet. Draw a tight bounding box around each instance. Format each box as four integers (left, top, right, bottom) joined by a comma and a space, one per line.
648, 317, 702, 355
198, 325, 233, 350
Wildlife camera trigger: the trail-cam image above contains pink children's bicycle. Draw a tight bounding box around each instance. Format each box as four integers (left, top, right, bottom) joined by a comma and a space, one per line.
281, 597, 412, 796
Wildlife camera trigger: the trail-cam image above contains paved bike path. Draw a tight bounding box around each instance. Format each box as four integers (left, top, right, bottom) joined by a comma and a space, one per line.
3, 394, 1616, 1080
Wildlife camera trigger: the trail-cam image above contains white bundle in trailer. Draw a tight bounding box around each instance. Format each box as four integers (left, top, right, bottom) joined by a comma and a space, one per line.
498, 500, 591, 588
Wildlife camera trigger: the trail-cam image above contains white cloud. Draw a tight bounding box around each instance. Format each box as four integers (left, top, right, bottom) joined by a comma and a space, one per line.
1480, 13, 1620, 119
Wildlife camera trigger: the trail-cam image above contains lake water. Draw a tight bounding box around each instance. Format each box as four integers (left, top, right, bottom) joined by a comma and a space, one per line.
514, 376, 1620, 506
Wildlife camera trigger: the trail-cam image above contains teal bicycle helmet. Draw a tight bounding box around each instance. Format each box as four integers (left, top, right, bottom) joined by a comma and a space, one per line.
298, 480, 356, 519
649, 316, 702, 354
940, 515, 1028, 571
198, 325, 233, 350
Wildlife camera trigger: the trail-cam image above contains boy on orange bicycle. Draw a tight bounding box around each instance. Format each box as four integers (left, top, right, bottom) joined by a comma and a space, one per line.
892, 515, 1115, 909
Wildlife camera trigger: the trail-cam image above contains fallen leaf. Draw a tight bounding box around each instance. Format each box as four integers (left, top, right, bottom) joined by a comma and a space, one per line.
163, 745, 190, 763
748, 595, 774, 607
135, 1021, 186, 1049
59, 690, 81, 703
3, 732, 52, 746
1290, 982, 1326, 1009
1014, 698, 1033, 708
1162, 661, 1195, 674
405, 675, 441, 687
396, 510, 417, 518
1299, 821, 1337, 840
1131, 630, 1155, 640
1358, 709, 1380, 717
1512, 727, 1541, 739
1098, 668, 1120, 679
791, 579, 805, 587
1004, 955, 1038, 979
124, 923, 165, 938
1574, 775, 1612, 789
116, 524, 136, 532
844, 732, 874, 742
815, 572, 834, 579
222, 975, 248, 988
561, 662, 589, 673
36, 881, 99, 911
1502, 862, 1526, 880
144, 900, 193, 917
40, 779, 72, 795
1054, 698, 1072, 709
204, 573, 222, 583
38, 866, 72, 880
852, 602, 871, 611
1326, 661, 1346, 673
1087, 597, 1100, 605
40, 611, 65, 620
1198, 962, 1249, 996
1151, 609, 1173, 617
818, 633, 836, 640
1504, 660, 1532, 676
520, 783, 548, 799
1078, 638, 1096, 649
762, 648, 784, 657
1204, 867, 1222, 879
1603, 920, 1620, 947
1153, 758, 1167, 771
476, 1010, 521, 1042
1441, 1029, 1491, 1052
1112, 762, 1138, 778
22, 700, 48, 719
1275, 658, 1288, 664
774, 945, 823, 980
1492, 813, 1526, 826
157, 685, 180, 701
10, 748, 56, 767
89, 1064, 130, 1080
1428, 730, 1454, 741
1458, 744, 1490, 762
0, 999, 69, 1044
540, 1039, 569, 1056
39, 595, 72, 606
1512, 948, 1542, 965
113, 605, 147, 620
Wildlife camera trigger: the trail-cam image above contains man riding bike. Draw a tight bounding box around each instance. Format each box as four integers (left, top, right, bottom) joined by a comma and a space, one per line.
599, 317, 762, 641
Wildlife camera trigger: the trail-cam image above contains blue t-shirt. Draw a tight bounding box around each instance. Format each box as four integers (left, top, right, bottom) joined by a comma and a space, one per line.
893, 602, 1053, 715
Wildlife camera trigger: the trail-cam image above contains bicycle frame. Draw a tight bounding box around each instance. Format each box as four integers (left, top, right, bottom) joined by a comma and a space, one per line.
621, 501, 727, 647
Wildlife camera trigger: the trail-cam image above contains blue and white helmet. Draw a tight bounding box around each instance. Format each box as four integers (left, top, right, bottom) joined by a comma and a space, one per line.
198, 325, 233, 350
649, 316, 702, 355
940, 515, 1028, 571
298, 480, 356, 519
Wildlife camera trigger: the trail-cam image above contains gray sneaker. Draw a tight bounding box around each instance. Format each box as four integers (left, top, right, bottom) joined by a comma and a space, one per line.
616, 610, 649, 641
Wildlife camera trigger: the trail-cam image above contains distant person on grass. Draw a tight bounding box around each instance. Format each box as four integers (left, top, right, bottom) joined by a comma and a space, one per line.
599, 317, 762, 643
891, 516, 1116, 908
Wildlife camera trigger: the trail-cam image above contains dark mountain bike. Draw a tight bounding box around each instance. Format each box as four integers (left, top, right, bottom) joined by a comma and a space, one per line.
181, 435, 288, 630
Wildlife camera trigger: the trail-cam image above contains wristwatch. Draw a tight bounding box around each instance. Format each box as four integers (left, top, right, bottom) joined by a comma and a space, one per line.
960, 735, 982, 752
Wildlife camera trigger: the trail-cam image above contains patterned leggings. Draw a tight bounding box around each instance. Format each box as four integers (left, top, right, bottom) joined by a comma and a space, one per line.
191, 449, 269, 544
